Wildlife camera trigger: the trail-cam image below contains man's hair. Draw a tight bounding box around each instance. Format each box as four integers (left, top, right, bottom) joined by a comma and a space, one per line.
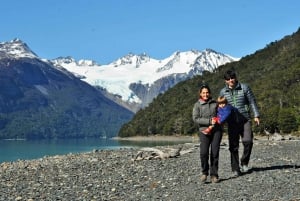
224, 70, 237, 80
217, 96, 228, 104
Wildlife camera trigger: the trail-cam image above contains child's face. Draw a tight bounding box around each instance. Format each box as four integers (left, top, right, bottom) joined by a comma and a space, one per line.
218, 103, 226, 108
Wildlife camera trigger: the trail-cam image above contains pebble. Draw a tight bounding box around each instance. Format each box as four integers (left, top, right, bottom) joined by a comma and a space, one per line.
0, 139, 299, 200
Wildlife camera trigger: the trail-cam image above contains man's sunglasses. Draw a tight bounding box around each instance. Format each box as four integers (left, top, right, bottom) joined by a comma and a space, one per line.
225, 77, 236, 81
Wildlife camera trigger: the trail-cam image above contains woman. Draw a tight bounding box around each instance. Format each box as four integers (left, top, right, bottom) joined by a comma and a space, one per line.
192, 85, 222, 183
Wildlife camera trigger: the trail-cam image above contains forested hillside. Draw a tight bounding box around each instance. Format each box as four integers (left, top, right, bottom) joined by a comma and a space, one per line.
118, 27, 300, 137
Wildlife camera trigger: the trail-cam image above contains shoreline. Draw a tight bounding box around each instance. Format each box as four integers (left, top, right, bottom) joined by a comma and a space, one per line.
113, 135, 197, 142
0, 139, 299, 200
114, 133, 300, 142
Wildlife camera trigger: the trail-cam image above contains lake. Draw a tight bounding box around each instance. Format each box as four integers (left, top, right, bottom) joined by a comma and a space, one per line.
0, 138, 191, 163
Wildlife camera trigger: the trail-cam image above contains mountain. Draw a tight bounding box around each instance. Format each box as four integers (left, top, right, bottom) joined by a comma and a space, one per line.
51, 50, 238, 112
118, 28, 300, 137
0, 39, 133, 139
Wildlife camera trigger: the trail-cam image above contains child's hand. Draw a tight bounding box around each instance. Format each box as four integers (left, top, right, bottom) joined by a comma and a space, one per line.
212, 117, 220, 124
211, 118, 217, 125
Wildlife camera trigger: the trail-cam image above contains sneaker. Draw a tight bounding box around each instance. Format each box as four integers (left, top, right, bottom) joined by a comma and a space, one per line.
232, 171, 242, 178
202, 127, 212, 135
240, 165, 250, 173
211, 176, 220, 183
200, 174, 207, 182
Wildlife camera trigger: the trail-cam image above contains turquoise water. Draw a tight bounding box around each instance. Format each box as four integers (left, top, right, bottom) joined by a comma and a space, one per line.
0, 138, 186, 163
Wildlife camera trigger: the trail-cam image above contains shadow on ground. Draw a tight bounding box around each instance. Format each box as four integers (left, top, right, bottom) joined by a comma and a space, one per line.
218, 164, 299, 183
251, 164, 299, 172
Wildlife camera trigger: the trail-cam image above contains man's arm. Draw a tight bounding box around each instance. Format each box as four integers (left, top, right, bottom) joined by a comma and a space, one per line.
244, 84, 260, 125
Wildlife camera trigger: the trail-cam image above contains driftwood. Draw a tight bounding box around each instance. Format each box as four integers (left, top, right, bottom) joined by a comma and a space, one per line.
132, 145, 196, 161
264, 129, 295, 141
264, 129, 271, 140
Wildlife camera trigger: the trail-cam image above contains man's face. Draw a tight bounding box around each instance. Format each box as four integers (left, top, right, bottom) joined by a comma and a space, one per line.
225, 77, 237, 88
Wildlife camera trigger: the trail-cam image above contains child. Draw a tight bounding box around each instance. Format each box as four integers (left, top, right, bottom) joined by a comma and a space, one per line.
202, 96, 237, 134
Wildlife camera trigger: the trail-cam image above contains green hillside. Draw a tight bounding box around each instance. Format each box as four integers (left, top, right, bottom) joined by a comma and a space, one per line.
118, 27, 300, 137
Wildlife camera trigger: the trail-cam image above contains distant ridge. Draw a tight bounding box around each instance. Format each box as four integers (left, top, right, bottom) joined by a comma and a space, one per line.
52, 49, 238, 112
118, 28, 300, 137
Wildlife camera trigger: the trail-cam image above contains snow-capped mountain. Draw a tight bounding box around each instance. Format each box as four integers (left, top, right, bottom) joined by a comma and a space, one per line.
0, 39, 133, 139
0, 38, 38, 59
51, 50, 239, 112
1, 39, 239, 113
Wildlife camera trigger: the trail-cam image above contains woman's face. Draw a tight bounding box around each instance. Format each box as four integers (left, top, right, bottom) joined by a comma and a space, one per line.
199, 88, 210, 101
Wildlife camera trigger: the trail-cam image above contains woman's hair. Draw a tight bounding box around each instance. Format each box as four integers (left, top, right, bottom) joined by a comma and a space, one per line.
217, 96, 228, 104
199, 84, 211, 93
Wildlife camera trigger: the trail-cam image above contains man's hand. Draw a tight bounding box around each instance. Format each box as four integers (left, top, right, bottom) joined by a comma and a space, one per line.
254, 117, 260, 126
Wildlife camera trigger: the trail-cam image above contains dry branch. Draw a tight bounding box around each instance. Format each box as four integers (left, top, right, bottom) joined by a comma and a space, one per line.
132, 145, 196, 161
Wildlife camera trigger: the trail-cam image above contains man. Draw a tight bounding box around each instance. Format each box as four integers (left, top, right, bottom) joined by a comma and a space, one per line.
220, 70, 260, 177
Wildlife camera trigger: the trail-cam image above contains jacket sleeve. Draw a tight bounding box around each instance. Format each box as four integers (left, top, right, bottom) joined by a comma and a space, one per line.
243, 84, 260, 118
218, 106, 232, 124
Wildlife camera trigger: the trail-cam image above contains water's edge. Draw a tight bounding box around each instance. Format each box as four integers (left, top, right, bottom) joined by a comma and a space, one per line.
0, 136, 195, 163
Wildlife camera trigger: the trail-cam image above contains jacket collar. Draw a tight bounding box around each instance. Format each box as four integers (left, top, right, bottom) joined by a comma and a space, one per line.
199, 98, 212, 104
225, 81, 241, 91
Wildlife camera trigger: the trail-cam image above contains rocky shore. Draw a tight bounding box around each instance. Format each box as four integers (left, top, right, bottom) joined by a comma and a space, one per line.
0, 137, 299, 201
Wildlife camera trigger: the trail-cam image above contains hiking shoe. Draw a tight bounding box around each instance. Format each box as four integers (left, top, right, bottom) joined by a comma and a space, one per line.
232, 171, 242, 178
200, 174, 207, 182
202, 127, 212, 135
240, 165, 250, 173
211, 176, 220, 183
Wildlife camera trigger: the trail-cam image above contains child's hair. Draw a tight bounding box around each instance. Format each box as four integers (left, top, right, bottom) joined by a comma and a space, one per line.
217, 96, 228, 104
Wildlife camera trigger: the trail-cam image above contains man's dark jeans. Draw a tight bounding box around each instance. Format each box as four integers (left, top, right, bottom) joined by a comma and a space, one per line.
228, 120, 253, 171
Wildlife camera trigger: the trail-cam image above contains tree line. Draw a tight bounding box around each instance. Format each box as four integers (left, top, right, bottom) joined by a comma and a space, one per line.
118, 28, 300, 137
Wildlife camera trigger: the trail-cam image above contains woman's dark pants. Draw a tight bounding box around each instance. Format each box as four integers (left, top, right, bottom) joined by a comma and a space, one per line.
199, 129, 222, 177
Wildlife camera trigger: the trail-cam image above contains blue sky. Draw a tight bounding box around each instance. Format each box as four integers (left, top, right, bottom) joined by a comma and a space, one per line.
1, 0, 299, 64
